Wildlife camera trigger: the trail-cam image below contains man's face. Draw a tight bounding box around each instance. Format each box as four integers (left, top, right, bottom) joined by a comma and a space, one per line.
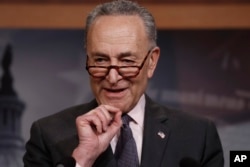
86, 15, 159, 113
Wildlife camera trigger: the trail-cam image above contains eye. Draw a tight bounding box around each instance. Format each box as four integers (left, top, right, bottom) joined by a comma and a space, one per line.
121, 59, 135, 65
93, 57, 110, 65
95, 57, 107, 62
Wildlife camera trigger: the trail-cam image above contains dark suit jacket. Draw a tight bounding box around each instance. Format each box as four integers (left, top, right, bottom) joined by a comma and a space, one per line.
23, 96, 224, 167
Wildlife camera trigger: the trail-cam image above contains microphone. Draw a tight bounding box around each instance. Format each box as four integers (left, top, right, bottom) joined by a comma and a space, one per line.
179, 157, 200, 167
56, 156, 76, 167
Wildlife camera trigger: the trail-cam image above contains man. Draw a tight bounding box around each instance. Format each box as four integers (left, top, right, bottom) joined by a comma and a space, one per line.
23, 0, 224, 167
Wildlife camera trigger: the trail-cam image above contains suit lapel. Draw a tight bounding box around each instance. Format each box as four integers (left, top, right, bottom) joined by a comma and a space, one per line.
140, 96, 170, 167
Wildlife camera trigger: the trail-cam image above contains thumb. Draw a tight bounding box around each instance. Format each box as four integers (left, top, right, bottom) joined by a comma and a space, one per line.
109, 111, 122, 133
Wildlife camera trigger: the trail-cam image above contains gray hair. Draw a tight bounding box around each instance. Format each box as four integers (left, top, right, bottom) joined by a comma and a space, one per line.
84, 0, 157, 49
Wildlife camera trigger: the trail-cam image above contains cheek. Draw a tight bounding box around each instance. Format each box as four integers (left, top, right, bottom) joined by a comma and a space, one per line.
90, 78, 101, 93
131, 71, 148, 92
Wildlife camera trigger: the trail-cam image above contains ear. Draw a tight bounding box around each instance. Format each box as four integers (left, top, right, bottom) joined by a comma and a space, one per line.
147, 47, 160, 78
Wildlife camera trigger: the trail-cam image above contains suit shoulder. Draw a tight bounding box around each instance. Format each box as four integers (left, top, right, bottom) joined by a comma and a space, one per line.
148, 98, 214, 127
35, 100, 97, 127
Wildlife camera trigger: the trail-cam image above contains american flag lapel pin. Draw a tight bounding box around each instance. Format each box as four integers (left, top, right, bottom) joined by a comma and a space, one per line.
157, 131, 165, 139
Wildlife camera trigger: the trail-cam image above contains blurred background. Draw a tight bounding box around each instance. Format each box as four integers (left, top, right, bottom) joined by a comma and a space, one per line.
0, 0, 250, 167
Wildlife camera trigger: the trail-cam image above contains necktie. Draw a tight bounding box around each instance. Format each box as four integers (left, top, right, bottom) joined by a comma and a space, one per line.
115, 114, 139, 167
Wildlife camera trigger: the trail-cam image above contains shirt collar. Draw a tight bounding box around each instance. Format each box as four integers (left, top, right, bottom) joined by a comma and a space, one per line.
127, 94, 145, 129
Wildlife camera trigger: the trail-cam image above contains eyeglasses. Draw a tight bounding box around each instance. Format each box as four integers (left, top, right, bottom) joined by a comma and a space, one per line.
86, 49, 152, 78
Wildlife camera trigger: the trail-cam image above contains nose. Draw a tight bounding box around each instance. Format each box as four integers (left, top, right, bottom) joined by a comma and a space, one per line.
106, 67, 122, 84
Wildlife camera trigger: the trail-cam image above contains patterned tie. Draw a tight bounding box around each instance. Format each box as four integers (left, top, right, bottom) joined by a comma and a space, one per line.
115, 114, 139, 167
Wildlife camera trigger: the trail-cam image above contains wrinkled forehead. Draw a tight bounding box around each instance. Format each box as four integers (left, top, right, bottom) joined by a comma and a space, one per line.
86, 15, 149, 56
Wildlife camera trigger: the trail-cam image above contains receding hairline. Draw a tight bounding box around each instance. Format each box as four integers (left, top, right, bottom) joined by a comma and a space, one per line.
84, 0, 157, 49
86, 15, 151, 49
88, 14, 146, 30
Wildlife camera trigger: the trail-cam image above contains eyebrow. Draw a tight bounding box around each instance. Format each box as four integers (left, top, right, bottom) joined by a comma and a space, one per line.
90, 51, 137, 58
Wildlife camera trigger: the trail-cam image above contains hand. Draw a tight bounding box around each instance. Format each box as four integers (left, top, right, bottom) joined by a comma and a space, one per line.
72, 105, 122, 167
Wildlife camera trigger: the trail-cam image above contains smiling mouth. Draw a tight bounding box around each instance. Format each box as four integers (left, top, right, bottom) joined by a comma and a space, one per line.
105, 88, 126, 93
103, 88, 127, 100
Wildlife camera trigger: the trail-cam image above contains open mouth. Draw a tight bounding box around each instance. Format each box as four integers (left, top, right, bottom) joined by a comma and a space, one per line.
103, 87, 128, 100
105, 88, 126, 93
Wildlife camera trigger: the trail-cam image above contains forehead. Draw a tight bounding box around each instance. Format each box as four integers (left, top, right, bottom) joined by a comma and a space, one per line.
86, 15, 149, 55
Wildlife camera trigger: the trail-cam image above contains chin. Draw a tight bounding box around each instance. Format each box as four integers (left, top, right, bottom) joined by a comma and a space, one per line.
107, 101, 129, 112
110, 102, 125, 110
98, 95, 133, 111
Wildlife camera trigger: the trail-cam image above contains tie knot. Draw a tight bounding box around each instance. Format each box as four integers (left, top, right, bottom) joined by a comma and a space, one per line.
122, 114, 132, 126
